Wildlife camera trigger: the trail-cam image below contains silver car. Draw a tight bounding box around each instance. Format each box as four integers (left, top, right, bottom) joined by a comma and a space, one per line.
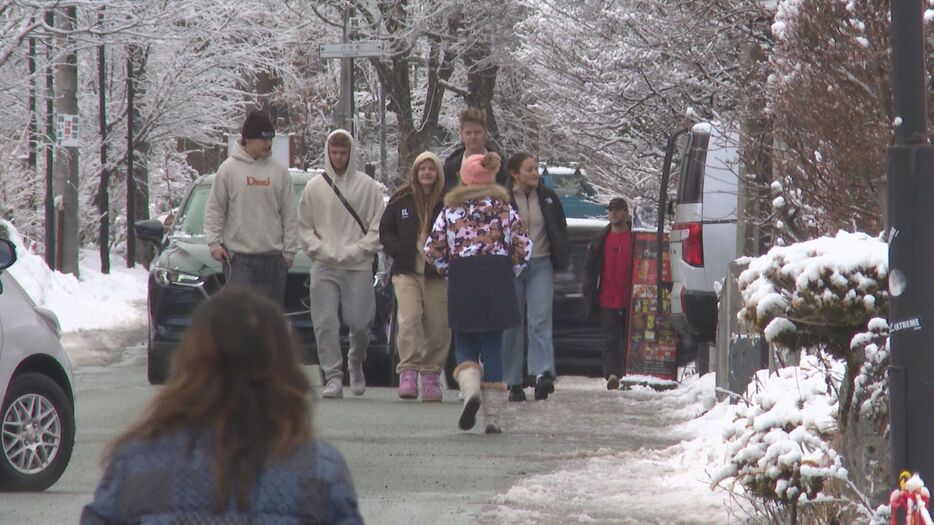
0, 238, 75, 491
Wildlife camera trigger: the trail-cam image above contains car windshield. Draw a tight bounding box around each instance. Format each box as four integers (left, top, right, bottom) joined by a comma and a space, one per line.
552, 175, 582, 197
170, 183, 305, 238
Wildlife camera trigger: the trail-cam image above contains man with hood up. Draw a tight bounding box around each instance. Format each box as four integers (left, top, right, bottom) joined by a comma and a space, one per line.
204, 111, 299, 303
298, 130, 385, 399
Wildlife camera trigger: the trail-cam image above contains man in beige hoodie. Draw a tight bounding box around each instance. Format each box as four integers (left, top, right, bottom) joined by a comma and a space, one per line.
299, 130, 385, 398
204, 111, 299, 302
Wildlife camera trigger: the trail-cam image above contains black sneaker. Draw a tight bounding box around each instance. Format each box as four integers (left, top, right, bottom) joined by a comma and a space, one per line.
508, 385, 527, 402
534, 372, 555, 400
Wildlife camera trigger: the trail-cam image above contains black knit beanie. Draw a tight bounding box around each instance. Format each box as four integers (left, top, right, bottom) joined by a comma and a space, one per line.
241, 111, 275, 140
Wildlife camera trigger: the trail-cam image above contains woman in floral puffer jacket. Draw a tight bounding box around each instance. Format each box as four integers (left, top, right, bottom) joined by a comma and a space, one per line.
425, 152, 531, 434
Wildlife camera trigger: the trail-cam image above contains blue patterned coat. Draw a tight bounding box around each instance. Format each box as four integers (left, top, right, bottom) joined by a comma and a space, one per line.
80, 428, 363, 524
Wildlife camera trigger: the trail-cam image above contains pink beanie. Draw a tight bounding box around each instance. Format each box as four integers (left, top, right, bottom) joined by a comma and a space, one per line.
460, 152, 500, 186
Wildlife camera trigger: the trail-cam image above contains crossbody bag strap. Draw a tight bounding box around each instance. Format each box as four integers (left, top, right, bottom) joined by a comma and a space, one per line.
320, 172, 367, 235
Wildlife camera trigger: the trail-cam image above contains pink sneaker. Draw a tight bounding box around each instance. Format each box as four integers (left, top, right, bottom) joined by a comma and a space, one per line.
398, 369, 418, 399
421, 372, 443, 402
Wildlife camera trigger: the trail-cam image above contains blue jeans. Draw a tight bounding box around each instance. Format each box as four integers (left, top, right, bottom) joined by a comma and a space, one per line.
501, 257, 555, 386
454, 330, 504, 383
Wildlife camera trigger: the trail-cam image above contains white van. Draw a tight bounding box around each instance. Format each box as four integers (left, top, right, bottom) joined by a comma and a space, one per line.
666, 122, 740, 345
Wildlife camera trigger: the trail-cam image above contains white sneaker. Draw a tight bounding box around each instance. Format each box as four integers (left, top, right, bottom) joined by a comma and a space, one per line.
322, 377, 343, 399
349, 361, 366, 396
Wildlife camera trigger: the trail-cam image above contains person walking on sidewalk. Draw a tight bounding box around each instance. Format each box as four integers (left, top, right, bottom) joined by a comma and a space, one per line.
379, 152, 451, 402
501, 152, 570, 402
298, 130, 385, 399
81, 288, 363, 524
442, 108, 508, 191
203, 111, 299, 302
425, 153, 531, 433
583, 197, 634, 390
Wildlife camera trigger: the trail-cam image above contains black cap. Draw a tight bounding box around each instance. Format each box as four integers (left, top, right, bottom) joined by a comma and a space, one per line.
241, 111, 275, 140
607, 197, 628, 211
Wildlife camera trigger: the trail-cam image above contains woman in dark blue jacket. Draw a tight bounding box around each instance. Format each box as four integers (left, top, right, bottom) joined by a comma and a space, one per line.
81, 288, 362, 524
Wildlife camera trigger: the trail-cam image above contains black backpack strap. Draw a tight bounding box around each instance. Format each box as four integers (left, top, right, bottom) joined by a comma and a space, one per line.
320, 172, 367, 235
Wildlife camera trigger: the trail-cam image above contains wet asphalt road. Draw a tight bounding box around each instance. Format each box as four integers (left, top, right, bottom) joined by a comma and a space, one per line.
0, 336, 687, 524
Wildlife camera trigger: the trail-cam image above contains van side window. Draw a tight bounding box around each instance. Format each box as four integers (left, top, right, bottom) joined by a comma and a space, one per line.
677, 133, 709, 204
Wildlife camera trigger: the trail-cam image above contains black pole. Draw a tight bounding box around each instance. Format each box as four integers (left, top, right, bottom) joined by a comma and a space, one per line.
44, 10, 55, 270
97, 10, 109, 274
126, 48, 136, 268
887, 0, 933, 515
27, 24, 37, 172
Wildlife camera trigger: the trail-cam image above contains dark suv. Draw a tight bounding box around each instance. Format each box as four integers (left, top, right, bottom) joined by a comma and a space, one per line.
553, 218, 607, 375
135, 170, 396, 386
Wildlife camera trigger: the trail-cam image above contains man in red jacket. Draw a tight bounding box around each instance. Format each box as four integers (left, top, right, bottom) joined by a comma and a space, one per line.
582, 197, 633, 390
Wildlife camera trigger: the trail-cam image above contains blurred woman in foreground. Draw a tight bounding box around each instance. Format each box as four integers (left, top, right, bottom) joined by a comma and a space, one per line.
81, 287, 363, 524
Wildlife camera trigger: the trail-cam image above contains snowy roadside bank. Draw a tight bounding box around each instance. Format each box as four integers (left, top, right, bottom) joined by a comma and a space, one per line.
479, 374, 744, 524
3, 222, 148, 366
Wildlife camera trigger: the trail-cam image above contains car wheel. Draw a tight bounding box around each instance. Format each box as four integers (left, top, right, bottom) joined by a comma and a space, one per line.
444, 345, 458, 390
363, 302, 399, 387
147, 344, 169, 385
0, 373, 75, 491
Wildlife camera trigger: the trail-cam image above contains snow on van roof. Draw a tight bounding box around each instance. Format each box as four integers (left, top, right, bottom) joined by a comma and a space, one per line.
692, 122, 713, 134
567, 218, 608, 228
539, 166, 582, 176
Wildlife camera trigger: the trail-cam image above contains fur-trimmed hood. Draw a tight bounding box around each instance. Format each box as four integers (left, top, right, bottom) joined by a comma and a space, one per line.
443, 183, 510, 208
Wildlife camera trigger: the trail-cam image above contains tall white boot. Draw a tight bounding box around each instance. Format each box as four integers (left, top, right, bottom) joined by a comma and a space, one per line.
482, 383, 507, 434
454, 362, 482, 430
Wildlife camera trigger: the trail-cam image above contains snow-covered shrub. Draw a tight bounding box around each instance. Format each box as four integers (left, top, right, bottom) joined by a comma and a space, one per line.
851, 318, 889, 425
712, 355, 849, 506
737, 231, 888, 359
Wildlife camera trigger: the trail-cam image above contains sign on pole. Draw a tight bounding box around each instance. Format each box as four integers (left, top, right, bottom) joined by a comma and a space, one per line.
56, 114, 79, 147
319, 41, 386, 59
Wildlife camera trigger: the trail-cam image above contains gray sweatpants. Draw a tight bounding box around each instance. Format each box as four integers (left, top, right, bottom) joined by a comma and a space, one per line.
309, 263, 375, 382
226, 252, 287, 303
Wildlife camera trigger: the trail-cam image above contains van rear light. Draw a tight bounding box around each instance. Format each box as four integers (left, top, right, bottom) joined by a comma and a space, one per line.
674, 222, 703, 267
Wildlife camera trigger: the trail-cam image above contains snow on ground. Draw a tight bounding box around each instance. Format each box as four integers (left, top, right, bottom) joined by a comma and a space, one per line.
3, 221, 148, 365
481, 374, 751, 524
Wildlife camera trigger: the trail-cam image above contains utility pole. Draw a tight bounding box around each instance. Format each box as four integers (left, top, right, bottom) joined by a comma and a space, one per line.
887, 0, 934, 512
27, 22, 37, 173
338, 7, 355, 134
44, 10, 55, 270
379, 83, 387, 181
126, 46, 137, 268
54, 5, 79, 277
97, 9, 109, 274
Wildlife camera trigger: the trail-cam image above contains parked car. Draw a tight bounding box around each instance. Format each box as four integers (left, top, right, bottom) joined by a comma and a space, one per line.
552, 218, 609, 375
134, 170, 397, 386
0, 237, 76, 491
540, 165, 606, 219
663, 121, 740, 347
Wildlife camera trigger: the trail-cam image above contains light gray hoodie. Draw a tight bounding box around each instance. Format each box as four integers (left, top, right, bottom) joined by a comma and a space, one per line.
203, 141, 299, 257
298, 130, 385, 271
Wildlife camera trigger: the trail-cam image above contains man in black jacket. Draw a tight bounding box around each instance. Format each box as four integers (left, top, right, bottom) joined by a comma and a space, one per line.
582, 197, 633, 390
443, 107, 508, 191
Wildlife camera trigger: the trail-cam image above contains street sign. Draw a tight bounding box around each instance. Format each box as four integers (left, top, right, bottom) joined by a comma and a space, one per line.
56, 114, 79, 147
319, 41, 386, 59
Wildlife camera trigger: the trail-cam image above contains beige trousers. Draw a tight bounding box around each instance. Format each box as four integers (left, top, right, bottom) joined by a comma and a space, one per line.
392, 273, 451, 374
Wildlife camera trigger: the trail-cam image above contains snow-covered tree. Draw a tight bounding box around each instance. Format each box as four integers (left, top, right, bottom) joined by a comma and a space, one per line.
0, 1, 323, 264
511, 0, 773, 203
766, 0, 934, 234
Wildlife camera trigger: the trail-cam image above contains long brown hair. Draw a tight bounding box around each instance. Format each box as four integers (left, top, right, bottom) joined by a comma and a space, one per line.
105, 287, 312, 511
408, 151, 444, 236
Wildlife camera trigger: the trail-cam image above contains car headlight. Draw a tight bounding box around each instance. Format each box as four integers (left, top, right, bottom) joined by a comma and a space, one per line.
153, 267, 204, 288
